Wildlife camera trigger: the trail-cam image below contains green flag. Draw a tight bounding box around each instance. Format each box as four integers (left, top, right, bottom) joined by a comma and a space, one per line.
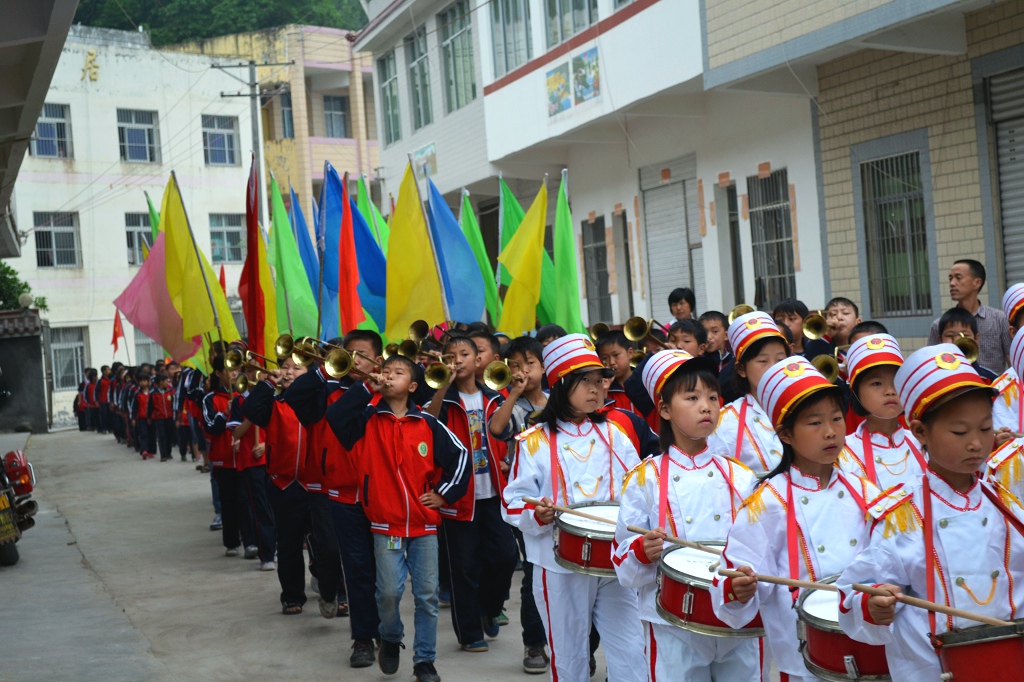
553, 172, 586, 334
145, 190, 160, 241
269, 174, 319, 338
459, 190, 501, 324
357, 176, 390, 256
498, 178, 557, 326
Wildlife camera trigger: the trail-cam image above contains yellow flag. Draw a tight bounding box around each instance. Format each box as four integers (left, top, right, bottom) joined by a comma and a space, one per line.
498, 183, 548, 335
140, 239, 150, 261
162, 174, 240, 343
385, 163, 445, 341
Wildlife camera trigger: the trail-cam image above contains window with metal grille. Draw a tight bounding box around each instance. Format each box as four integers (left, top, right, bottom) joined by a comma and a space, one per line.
117, 109, 159, 163
405, 29, 433, 130
34, 212, 80, 268
210, 214, 245, 264
492, 0, 532, 78
378, 51, 401, 145
134, 329, 164, 366
280, 92, 294, 139
202, 115, 239, 166
545, 0, 598, 49
440, 1, 476, 113
324, 95, 349, 138
860, 152, 931, 317
50, 326, 87, 391
31, 103, 72, 158
125, 213, 152, 266
582, 216, 612, 322
746, 169, 796, 307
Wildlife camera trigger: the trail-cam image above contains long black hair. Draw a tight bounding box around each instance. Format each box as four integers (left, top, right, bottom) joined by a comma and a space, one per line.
758, 386, 843, 486
536, 370, 608, 431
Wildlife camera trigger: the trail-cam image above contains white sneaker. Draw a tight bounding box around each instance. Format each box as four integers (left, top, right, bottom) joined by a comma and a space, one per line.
225, 547, 239, 557
260, 561, 276, 571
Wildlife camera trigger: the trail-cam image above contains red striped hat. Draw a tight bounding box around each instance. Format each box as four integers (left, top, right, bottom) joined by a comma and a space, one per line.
756, 356, 834, 428
1011, 332, 1024, 382
895, 344, 991, 421
1003, 283, 1024, 325
845, 334, 903, 388
642, 349, 700, 400
727, 311, 786, 362
542, 333, 608, 385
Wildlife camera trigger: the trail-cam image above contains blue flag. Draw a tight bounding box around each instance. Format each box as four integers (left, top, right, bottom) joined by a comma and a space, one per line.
350, 197, 387, 330
316, 172, 340, 340
426, 179, 485, 324
290, 185, 321, 298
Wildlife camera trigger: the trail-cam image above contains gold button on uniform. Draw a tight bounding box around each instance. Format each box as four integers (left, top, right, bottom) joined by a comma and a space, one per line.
956, 577, 965, 586
801, 496, 809, 505
817, 545, 825, 553
714, 514, 721, 521
708, 471, 714, 478
850, 539, 857, 546
939, 519, 948, 529
838, 490, 845, 499
685, 516, 693, 524
673, 475, 680, 482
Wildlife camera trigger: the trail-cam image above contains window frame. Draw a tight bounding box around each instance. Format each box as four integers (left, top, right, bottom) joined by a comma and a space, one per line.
201, 114, 240, 166
34, 211, 80, 269
125, 212, 152, 267
117, 109, 159, 164
851, 128, 940, 336
323, 95, 350, 138
378, 51, 402, 146
49, 326, 88, 392
405, 28, 433, 130
545, 0, 598, 49
31, 103, 72, 159
492, 0, 533, 78
746, 169, 797, 308
439, 0, 477, 113
280, 92, 294, 139
581, 216, 613, 323
209, 213, 246, 264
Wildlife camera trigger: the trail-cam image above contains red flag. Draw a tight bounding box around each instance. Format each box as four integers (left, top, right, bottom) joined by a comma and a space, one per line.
219, 265, 227, 294
338, 172, 365, 333
238, 155, 267, 357
111, 310, 125, 353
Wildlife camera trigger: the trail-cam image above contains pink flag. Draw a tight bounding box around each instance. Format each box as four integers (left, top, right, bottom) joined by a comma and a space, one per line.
114, 233, 201, 362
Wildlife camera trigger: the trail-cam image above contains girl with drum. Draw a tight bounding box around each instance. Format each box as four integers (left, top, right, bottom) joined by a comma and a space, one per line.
707, 311, 790, 474
502, 333, 647, 682
836, 334, 927, 490
613, 349, 766, 681
838, 343, 1024, 681
711, 356, 882, 682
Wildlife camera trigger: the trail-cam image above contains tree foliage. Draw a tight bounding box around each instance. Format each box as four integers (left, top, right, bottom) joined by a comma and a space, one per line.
74, 0, 368, 46
0, 262, 46, 312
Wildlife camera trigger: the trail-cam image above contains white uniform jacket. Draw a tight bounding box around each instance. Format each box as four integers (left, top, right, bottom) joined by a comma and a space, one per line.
837, 471, 1024, 681
502, 418, 642, 573
837, 422, 926, 490
711, 466, 879, 678
707, 395, 782, 474
992, 368, 1021, 433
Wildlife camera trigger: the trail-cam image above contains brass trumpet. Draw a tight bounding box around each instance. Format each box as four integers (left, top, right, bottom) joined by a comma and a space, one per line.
954, 333, 980, 364
811, 354, 842, 384
384, 339, 420, 359
275, 334, 323, 367
588, 322, 610, 340
234, 374, 251, 394
623, 317, 667, 350
424, 354, 458, 389
728, 304, 756, 324
802, 311, 829, 340
224, 349, 273, 374
483, 360, 512, 391
409, 319, 431, 342
629, 349, 648, 370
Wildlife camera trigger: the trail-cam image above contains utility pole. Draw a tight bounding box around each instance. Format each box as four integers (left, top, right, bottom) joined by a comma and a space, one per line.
213, 59, 293, 226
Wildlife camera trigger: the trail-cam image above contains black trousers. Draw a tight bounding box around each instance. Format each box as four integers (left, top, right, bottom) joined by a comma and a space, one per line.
240, 466, 276, 563
307, 492, 342, 603
514, 528, 547, 647
328, 500, 380, 641
441, 496, 519, 644
134, 419, 150, 454
212, 467, 242, 550
98, 403, 110, 433
177, 424, 192, 459
267, 481, 311, 606
155, 419, 174, 460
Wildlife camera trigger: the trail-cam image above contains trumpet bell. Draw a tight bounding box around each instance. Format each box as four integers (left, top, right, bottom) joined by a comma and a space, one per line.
623, 317, 652, 343
811, 354, 841, 384
324, 348, 353, 379
224, 349, 244, 371
233, 375, 250, 394
728, 304, 756, 325
802, 312, 828, 341
274, 334, 294, 359
383, 343, 399, 359
409, 319, 430, 342
425, 362, 452, 390
483, 361, 512, 391
399, 339, 420, 359
589, 322, 610, 340
629, 349, 648, 370
954, 334, 980, 364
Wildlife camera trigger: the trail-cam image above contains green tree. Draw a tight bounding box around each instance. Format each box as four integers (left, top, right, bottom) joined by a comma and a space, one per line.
0, 262, 47, 311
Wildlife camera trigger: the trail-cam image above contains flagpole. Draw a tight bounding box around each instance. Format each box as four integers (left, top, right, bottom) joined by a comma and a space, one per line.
495, 172, 504, 294
172, 170, 226, 348
408, 154, 451, 323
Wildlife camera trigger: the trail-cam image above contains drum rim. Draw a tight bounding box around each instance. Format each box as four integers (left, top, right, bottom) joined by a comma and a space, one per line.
654, 600, 765, 638
552, 553, 618, 577
658, 542, 725, 589
553, 500, 619, 540
798, 642, 892, 682
933, 619, 1024, 647
796, 574, 844, 634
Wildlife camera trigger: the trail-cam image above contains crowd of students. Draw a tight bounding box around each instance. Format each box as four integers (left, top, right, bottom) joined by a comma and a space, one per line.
73, 255, 1024, 682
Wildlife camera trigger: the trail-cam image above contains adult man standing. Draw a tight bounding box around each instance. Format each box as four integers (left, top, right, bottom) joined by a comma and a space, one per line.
927, 259, 1011, 371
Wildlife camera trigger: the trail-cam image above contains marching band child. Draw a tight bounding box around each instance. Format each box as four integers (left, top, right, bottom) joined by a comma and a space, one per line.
836, 334, 926, 489
991, 283, 1024, 433
711, 356, 881, 682
707, 311, 789, 474
149, 373, 175, 462
502, 333, 647, 682
229, 370, 274, 568
203, 355, 243, 556
596, 330, 637, 413
837, 344, 1024, 681
132, 372, 153, 460
614, 349, 764, 681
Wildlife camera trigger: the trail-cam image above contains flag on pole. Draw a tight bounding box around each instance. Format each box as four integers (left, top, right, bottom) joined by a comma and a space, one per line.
238, 156, 279, 361
349, 196, 387, 332
145, 190, 160, 240
553, 171, 586, 334
219, 265, 226, 294
291, 185, 321, 297
111, 310, 125, 354
336, 171, 365, 334
459, 191, 501, 323
358, 175, 390, 255
385, 163, 445, 341
141, 239, 150, 262
316, 165, 342, 340
270, 176, 318, 337
426, 179, 484, 323
498, 178, 557, 325
498, 182, 548, 336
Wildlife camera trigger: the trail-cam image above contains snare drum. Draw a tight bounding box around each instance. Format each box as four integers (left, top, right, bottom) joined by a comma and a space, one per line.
796, 578, 889, 681
553, 502, 619, 576
656, 544, 764, 637
933, 620, 1024, 682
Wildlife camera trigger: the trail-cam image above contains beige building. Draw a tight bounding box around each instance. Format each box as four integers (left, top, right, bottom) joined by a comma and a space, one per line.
173, 25, 380, 218
703, 0, 1024, 351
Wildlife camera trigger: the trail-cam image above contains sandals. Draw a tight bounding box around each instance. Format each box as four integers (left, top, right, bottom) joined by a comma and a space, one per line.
282, 603, 303, 615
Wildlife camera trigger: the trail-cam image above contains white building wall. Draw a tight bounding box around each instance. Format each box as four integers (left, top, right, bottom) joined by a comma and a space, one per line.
8, 27, 252, 424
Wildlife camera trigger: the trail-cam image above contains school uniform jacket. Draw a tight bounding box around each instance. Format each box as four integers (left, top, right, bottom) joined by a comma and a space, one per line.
837, 471, 1024, 681
132, 391, 149, 421
230, 392, 264, 470
992, 368, 1022, 432
243, 378, 305, 490
707, 395, 782, 474
837, 422, 926, 490
614, 445, 758, 631
711, 466, 880, 679
98, 376, 111, 405
597, 403, 660, 459
149, 388, 174, 421
203, 388, 236, 469
985, 437, 1024, 514
622, 355, 660, 433
502, 418, 642, 574
284, 366, 348, 498
606, 380, 636, 415
326, 383, 471, 538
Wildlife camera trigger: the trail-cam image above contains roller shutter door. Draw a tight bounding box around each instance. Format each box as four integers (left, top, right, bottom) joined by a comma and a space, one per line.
991, 69, 1024, 284
641, 155, 698, 320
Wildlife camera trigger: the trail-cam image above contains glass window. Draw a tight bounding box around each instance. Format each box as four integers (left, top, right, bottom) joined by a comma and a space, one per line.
861, 152, 931, 317
546, 0, 597, 48
439, 1, 476, 113
378, 52, 401, 146
210, 214, 245, 264
125, 213, 152, 266
34, 212, 80, 268
746, 169, 797, 307
582, 217, 612, 322
492, 0, 532, 78
280, 92, 294, 139
134, 329, 164, 366
117, 109, 159, 163
31, 103, 72, 158
324, 95, 349, 138
405, 28, 433, 130
202, 115, 239, 166
49, 326, 88, 391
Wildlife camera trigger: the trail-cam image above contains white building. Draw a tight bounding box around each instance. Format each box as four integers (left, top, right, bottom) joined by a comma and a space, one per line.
9, 26, 254, 425
357, 0, 825, 325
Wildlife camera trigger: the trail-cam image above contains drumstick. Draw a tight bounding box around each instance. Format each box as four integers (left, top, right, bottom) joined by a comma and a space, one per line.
717, 568, 835, 592
522, 497, 722, 555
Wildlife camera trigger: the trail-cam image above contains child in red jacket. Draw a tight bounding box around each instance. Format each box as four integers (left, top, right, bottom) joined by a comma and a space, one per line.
327, 354, 470, 682
148, 374, 175, 462
132, 373, 153, 460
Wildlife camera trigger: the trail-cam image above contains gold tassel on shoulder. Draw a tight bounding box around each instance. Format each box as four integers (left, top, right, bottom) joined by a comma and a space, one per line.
997, 452, 1024, 489
743, 486, 768, 523
524, 428, 548, 456
882, 501, 920, 538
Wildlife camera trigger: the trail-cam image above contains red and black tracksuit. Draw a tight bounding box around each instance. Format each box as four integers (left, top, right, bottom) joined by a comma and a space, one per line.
132, 389, 153, 456
98, 375, 111, 433
148, 386, 175, 461
231, 391, 275, 563
204, 387, 244, 550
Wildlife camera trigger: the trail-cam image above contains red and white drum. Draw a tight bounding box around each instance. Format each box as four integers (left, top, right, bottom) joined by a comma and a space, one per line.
553, 502, 618, 577
933, 620, 1024, 682
796, 579, 890, 681
656, 544, 764, 637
